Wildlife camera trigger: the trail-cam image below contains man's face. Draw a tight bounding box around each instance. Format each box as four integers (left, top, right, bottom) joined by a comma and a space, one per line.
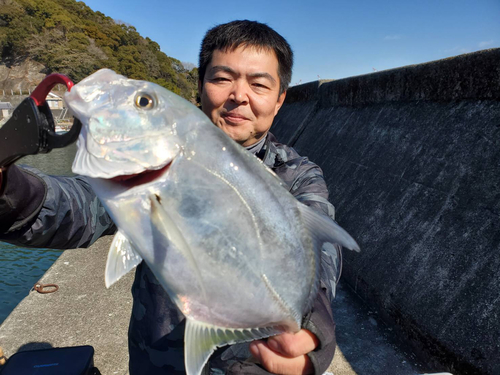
199, 46, 286, 147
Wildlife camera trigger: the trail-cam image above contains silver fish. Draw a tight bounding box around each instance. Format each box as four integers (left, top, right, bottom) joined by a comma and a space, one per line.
64, 69, 360, 375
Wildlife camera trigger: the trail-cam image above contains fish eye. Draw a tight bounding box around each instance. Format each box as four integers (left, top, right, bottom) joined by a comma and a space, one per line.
135, 93, 156, 109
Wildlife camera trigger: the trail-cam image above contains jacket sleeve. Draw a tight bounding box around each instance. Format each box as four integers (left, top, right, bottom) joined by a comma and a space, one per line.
288, 157, 339, 375
289, 158, 336, 220
0, 164, 116, 249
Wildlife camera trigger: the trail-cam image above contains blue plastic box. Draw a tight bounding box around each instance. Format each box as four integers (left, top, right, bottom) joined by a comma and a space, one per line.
1, 345, 95, 375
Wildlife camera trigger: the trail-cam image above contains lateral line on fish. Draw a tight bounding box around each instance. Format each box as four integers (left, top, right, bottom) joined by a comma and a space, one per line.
197, 218, 265, 282
191, 158, 301, 322
188, 159, 265, 262
261, 273, 301, 325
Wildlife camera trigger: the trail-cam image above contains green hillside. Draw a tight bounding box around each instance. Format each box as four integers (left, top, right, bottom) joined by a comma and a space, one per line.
0, 0, 198, 101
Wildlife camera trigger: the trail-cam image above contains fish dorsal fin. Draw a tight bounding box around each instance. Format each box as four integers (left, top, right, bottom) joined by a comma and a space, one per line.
298, 203, 360, 252
184, 318, 285, 375
105, 230, 143, 288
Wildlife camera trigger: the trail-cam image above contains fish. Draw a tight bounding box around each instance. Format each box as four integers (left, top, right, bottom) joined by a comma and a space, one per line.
64, 68, 360, 375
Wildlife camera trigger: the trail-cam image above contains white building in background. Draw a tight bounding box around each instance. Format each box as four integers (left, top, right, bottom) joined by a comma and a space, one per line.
46, 92, 63, 109
0, 102, 13, 120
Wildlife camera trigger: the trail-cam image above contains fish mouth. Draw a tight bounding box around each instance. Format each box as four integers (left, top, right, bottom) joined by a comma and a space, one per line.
110, 162, 171, 187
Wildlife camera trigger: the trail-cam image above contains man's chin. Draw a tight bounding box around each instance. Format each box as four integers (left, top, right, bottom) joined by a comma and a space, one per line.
215, 122, 265, 147
240, 134, 267, 147
218, 127, 249, 145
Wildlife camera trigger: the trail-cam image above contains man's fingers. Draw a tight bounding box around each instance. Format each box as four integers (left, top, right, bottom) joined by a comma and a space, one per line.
267, 330, 319, 358
249, 340, 314, 375
248, 330, 319, 374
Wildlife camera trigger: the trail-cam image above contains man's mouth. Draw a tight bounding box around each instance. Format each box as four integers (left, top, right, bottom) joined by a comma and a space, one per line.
222, 113, 249, 124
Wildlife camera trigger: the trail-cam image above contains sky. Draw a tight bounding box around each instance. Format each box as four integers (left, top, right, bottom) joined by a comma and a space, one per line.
81, 0, 499, 85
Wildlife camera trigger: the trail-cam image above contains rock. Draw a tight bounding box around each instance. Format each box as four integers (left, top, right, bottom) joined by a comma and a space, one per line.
0, 59, 47, 93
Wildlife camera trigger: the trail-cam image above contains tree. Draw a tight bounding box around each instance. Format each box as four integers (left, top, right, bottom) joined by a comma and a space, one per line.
0, 0, 198, 100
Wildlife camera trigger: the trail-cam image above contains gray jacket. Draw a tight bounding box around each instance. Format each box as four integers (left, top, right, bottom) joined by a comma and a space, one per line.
0, 132, 339, 375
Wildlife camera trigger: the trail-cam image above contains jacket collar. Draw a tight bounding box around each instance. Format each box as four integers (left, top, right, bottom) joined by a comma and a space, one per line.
259, 132, 284, 169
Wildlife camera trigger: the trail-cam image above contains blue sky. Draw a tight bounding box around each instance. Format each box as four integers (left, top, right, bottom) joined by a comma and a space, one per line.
82, 0, 499, 85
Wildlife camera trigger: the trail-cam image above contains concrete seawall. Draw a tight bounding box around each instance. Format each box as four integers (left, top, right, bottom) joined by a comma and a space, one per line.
271, 48, 500, 374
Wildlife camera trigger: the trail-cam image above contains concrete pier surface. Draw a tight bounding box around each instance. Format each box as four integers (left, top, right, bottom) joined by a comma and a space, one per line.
0, 236, 433, 375
0, 237, 132, 374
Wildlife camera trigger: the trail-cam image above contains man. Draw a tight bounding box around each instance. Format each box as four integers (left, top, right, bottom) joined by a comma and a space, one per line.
0, 20, 338, 375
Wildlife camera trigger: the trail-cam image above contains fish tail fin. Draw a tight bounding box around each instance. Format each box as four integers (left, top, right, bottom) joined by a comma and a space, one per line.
184, 319, 286, 375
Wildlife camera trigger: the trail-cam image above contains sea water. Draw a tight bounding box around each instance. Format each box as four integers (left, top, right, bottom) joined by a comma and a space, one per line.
0, 144, 77, 324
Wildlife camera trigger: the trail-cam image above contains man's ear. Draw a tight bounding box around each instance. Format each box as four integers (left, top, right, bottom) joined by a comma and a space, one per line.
274, 91, 287, 115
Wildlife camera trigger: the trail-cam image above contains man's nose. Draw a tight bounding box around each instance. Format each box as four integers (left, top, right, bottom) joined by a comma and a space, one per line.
229, 81, 249, 104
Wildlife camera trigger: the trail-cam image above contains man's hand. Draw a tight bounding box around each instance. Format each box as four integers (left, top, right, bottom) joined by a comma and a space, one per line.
249, 329, 319, 375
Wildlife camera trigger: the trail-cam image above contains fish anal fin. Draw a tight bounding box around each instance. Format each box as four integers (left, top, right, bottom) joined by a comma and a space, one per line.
105, 230, 142, 288
184, 318, 285, 375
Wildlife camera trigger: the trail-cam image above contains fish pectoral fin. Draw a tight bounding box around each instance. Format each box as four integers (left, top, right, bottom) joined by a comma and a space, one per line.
105, 230, 143, 288
185, 318, 285, 375
298, 203, 360, 252
149, 194, 208, 303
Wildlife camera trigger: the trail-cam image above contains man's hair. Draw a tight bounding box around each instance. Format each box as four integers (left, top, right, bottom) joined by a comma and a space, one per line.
199, 20, 293, 96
